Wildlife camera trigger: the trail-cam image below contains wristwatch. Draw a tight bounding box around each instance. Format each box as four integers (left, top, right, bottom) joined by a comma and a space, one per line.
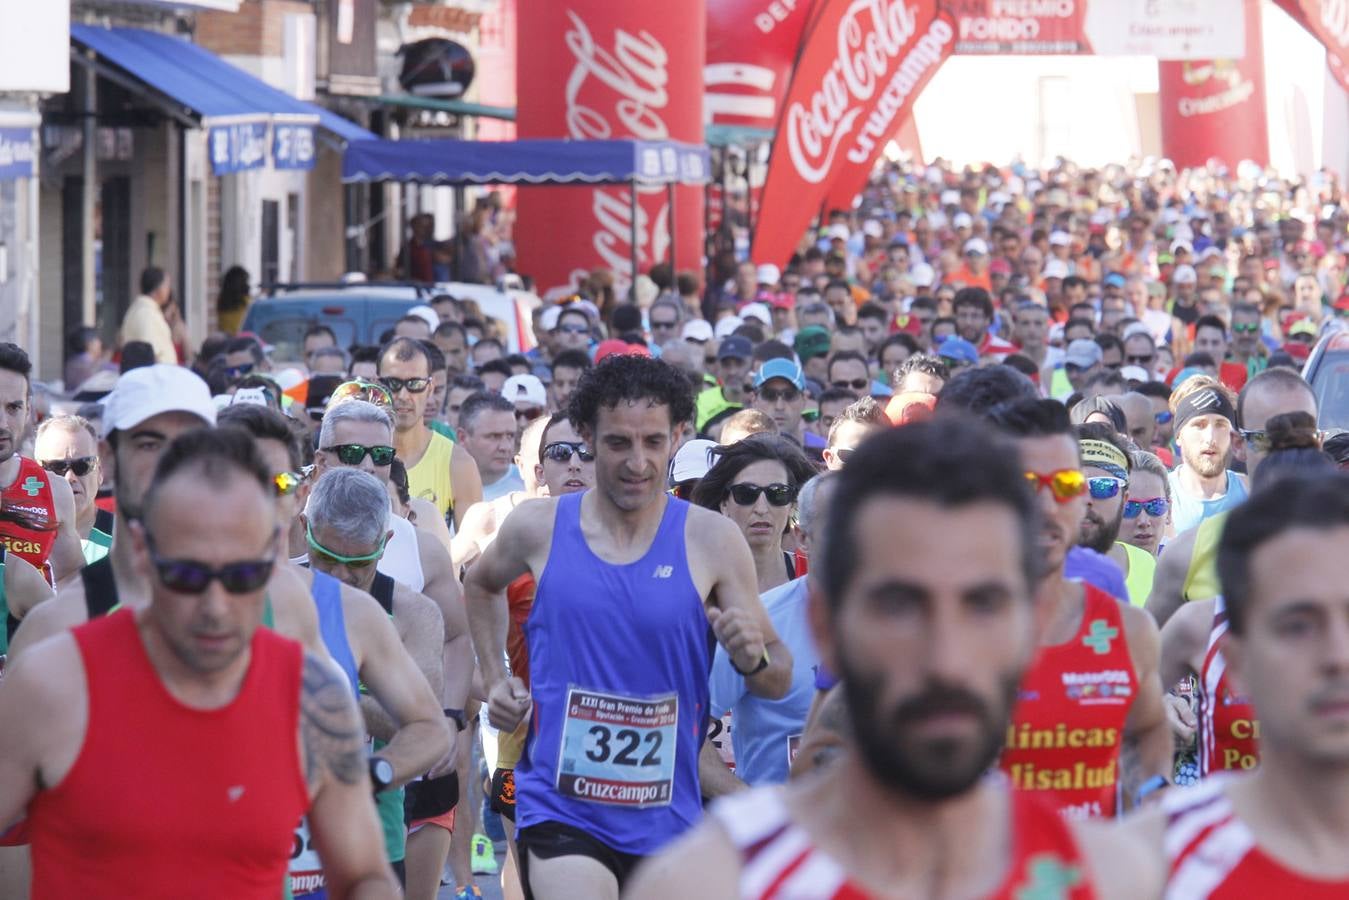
369, 755, 395, 794
443, 707, 467, 731
731, 649, 771, 677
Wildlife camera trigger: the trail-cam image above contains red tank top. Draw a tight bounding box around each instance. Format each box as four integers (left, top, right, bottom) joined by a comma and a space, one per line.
0, 457, 57, 570
712, 785, 1098, 899
1164, 776, 1349, 898
506, 573, 535, 688
29, 609, 309, 900
1199, 596, 1259, 776
1000, 585, 1137, 819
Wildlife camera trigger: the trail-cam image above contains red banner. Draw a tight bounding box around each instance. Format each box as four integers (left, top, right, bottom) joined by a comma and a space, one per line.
947, 0, 1089, 54
752, 0, 954, 266
515, 2, 705, 296
1272, 0, 1349, 92
1158, 0, 1269, 170
706, 0, 816, 131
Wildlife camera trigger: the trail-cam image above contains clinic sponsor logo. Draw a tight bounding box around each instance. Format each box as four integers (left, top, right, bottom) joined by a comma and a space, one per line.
783, 0, 951, 184
1061, 669, 1132, 704
563, 9, 673, 293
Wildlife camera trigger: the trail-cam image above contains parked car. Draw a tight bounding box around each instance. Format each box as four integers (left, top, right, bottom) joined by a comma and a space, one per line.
239, 281, 539, 367
1301, 329, 1349, 433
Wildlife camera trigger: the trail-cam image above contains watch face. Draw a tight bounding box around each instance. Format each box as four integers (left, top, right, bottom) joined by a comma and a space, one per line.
373, 758, 394, 786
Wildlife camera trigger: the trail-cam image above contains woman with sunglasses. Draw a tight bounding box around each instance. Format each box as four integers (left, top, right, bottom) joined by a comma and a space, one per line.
691, 435, 817, 595
1120, 451, 1171, 559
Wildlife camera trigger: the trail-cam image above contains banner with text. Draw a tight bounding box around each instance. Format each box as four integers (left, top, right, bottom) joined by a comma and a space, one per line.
706, 0, 816, 130
515, 1, 706, 296
752, 0, 954, 266
1084, 0, 1244, 60
1158, 0, 1268, 169
948, 0, 1089, 54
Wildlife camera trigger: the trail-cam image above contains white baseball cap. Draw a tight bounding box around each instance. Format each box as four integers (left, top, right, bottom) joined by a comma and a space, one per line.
910, 263, 935, 288
953, 212, 974, 230
1044, 259, 1070, 279
501, 374, 547, 408
1172, 264, 1198, 285
1049, 231, 1072, 247
862, 219, 883, 239
940, 189, 960, 206
826, 223, 850, 241
540, 305, 563, 332
963, 237, 988, 256
1120, 365, 1151, 383
670, 439, 719, 484
681, 319, 714, 342
101, 365, 216, 439
714, 316, 745, 339
406, 304, 440, 332
755, 263, 781, 285
739, 302, 772, 326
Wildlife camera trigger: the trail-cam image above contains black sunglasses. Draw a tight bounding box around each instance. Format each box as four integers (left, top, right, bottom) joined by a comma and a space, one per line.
323, 443, 396, 467
543, 441, 595, 463
380, 376, 430, 394
650, 319, 678, 330
41, 456, 97, 477
224, 362, 255, 380
831, 378, 869, 391
1126, 354, 1154, 365
758, 387, 801, 403
145, 534, 275, 594
727, 482, 797, 507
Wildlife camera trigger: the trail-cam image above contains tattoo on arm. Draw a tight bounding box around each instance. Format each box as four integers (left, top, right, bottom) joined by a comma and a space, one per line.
300, 655, 366, 790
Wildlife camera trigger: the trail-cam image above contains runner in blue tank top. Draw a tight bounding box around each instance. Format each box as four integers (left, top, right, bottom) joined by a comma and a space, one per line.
464, 355, 792, 900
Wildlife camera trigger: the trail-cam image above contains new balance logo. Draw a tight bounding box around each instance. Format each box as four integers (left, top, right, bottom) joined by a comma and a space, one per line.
652, 565, 673, 579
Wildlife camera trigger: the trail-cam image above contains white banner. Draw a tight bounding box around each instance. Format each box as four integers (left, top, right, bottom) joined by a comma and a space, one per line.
1084, 0, 1245, 60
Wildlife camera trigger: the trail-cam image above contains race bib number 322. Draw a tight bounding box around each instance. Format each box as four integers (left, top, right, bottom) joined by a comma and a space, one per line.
556, 687, 678, 808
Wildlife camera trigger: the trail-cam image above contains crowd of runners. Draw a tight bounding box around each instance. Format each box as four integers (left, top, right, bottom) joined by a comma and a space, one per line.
0, 155, 1348, 898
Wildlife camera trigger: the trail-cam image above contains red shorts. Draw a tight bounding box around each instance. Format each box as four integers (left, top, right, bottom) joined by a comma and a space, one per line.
408, 807, 456, 836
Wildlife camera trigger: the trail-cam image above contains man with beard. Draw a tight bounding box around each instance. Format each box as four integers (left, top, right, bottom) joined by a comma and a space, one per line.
989, 399, 1170, 819
1166, 376, 1247, 534
1076, 425, 1156, 607
628, 418, 1156, 899
1125, 473, 1349, 897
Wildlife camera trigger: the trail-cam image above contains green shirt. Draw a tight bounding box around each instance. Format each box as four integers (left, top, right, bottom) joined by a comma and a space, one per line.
429, 419, 458, 442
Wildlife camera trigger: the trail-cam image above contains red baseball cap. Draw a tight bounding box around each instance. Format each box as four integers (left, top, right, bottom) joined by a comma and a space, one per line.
594, 339, 651, 364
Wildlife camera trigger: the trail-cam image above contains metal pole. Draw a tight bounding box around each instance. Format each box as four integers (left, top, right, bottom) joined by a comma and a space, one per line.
81, 51, 97, 332
177, 123, 188, 334
630, 179, 639, 300
667, 181, 676, 275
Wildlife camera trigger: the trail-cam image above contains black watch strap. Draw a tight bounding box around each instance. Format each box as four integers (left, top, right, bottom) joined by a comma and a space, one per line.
731, 649, 770, 677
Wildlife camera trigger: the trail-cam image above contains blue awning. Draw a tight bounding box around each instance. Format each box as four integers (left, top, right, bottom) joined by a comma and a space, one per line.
71, 25, 374, 174
341, 138, 711, 186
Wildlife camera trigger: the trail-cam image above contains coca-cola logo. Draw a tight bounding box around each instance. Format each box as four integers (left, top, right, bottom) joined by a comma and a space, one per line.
1321, 0, 1349, 49
564, 10, 671, 141
785, 0, 922, 184
563, 8, 676, 292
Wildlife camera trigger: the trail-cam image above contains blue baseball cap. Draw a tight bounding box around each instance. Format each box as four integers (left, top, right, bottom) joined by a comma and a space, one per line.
1104, 272, 1127, 288
937, 336, 978, 365
753, 358, 806, 390
717, 335, 753, 362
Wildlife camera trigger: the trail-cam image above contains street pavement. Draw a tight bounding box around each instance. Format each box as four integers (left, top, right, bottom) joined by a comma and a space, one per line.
436, 845, 507, 900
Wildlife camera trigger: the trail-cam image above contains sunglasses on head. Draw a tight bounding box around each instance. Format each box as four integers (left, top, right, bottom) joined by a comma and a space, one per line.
273, 471, 304, 497
557, 324, 590, 335
758, 387, 801, 403
542, 441, 594, 463
331, 379, 393, 409
1024, 468, 1087, 503
305, 520, 387, 569
727, 482, 797, 507
1124, 497, 1169, 519
380, 376, 430, 395
41, 456, 96, 477
145, 532, 275, 594
831, 378, 870, 391
323, 443, 396, 467
1087, 476, 1125, 500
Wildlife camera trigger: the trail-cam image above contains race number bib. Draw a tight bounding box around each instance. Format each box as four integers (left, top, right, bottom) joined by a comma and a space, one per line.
556, 687, 678, 808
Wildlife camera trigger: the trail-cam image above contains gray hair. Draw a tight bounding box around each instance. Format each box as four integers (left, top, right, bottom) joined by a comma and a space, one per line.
318, 399, 392, 449
797, 472, 838, 540
1130, 450, 1171, 503
305, 467, 390, 547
